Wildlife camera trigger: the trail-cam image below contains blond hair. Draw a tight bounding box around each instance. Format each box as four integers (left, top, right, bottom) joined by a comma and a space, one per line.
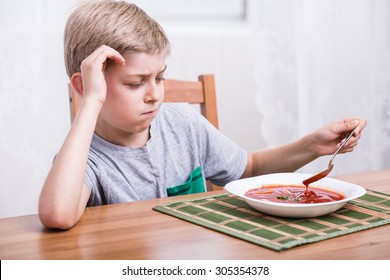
64, 0, 171, 77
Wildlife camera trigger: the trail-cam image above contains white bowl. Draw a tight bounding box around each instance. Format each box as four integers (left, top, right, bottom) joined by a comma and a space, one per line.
224, 173, 366, 218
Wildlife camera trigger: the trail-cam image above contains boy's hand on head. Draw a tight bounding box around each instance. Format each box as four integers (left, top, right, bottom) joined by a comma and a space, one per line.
310, 118, 367, 157
80, 45, 126, 106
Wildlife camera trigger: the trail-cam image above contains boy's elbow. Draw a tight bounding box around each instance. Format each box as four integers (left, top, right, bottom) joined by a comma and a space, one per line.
38, 205, 79, 230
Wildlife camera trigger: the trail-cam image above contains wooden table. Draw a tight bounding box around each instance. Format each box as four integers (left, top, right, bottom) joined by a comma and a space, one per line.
1, 169, 389, 260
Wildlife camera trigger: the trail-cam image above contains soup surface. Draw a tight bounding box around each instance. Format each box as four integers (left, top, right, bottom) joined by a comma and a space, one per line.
245, 184, 345, 204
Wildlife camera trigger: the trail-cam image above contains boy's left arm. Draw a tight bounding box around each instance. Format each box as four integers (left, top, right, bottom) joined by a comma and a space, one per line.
241, 118, 367, 178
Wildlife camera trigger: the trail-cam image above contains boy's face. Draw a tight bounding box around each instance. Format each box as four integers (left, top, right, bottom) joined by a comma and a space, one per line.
95, 52, 167, 146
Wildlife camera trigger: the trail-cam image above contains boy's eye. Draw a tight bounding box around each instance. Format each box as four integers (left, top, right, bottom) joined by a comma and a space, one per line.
156, 76, 165, 83
126, 76, 164, 88
127, 81, 144, 88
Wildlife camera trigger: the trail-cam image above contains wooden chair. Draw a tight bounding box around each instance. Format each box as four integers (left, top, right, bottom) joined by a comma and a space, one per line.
163, 74, 218, 128
69, 74, 221, 190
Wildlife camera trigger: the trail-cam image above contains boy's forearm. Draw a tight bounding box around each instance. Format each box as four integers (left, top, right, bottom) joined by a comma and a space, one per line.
39, 102, 101, 229
244, 135, 319, 178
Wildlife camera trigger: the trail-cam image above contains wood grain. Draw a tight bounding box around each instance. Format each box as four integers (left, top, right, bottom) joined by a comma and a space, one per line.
1, 169, 389, 259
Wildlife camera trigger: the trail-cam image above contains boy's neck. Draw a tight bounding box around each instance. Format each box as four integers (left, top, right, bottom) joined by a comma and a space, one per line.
95, 127, 151, 148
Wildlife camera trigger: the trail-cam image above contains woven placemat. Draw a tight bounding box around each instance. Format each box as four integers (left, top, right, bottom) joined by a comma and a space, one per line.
153, 189, 390, 251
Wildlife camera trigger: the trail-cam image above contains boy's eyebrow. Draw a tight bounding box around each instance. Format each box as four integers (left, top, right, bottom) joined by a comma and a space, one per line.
125, 65, 167, 78
159, 65, 168, 74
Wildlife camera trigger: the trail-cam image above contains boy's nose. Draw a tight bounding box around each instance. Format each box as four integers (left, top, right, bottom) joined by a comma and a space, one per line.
144, 82, 161, 103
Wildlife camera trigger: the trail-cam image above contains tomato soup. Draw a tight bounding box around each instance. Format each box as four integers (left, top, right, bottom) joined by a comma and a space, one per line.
245, 184, 345, 204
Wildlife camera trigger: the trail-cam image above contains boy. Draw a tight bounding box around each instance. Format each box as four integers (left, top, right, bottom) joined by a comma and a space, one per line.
39, 0, 366, 229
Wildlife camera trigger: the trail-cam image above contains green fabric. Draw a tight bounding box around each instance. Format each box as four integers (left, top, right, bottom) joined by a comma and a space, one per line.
167, 166, 205, 196
153, 189, 390, 251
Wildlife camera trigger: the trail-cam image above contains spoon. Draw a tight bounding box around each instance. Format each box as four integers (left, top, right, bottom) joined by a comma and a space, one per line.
302, 126, 358, 188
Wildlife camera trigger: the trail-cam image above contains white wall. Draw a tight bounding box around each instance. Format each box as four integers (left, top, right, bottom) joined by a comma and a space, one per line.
0, 0, 72, 218
1, 0, 389, 218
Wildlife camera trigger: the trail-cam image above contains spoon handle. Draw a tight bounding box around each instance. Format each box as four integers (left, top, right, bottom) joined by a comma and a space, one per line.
329, 126, 358, 163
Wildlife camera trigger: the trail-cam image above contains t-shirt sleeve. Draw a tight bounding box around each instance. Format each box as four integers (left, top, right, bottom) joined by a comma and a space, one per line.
84, 156, 105, 206
190, 108, 248, 186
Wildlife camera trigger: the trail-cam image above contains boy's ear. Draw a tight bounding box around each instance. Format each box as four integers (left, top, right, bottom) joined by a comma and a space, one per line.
70, 72, 83, 97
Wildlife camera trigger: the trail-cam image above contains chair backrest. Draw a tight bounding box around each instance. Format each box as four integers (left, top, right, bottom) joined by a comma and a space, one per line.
69, 74, 218, 128
68, 74, 221, 190
163, 74, 218, 128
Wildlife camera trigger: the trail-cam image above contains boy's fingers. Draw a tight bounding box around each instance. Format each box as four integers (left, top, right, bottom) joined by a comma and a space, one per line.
333, 118, 366, 140
83, 45, 126, 70
342, 118, 367, 135
96, 45, 126, 66
341, 119, 359, 132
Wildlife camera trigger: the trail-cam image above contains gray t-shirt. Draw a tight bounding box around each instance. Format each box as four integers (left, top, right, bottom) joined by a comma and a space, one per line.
85, 103, 247, 206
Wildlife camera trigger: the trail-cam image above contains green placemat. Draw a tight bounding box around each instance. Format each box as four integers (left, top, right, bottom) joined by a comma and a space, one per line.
153, 189, 390, 251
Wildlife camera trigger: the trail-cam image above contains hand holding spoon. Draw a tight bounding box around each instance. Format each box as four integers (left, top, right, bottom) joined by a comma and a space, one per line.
302, 126, 358, 188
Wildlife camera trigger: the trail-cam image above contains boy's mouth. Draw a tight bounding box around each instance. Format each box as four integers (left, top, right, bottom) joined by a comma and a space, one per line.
142, 107, 159, 116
